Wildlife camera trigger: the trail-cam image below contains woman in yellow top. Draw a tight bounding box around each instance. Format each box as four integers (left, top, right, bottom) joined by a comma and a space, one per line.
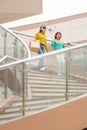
35, 25, 48, 71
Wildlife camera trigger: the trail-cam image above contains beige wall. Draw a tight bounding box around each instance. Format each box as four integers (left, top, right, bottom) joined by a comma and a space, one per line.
23, 16, 87, 44
11, 13, 87, 44
0, 95, 87, 130
0, 0, 42, 24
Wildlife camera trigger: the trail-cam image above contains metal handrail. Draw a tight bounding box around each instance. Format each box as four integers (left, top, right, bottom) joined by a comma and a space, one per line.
13, 30, 77, 45
13, 30, 54, 42
0, 42, 87, 70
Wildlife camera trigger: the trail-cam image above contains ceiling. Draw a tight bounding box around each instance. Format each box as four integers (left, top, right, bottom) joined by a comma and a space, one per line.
0, 0, 42, 24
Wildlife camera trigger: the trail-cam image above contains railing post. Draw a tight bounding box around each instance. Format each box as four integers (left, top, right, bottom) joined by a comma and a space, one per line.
4, 69, 8, 99
13, 38, 18, 58
22, 62, 25, 116
25, 62, 32, 99
14, 66, 17, 96
3, 31, 7, 56
84, 48, 87, 79
65, 51, 69, 101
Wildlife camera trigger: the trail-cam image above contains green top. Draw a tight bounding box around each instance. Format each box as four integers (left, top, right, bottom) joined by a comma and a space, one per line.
51, 40, 64, 50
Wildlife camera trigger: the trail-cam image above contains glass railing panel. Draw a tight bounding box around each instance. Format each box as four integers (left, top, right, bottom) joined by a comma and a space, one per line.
5, 31, 28, 59
0, 28, 6, 58
70, 48, 86, 77
16, 33, 33, 47
15, 40, 24, 59
24, 52, 66, 115
4, 31, 16, 57
0, 62, 26, 124
14, 32, 37, 57
14, 32, 33, 47
67, 46, 87, 99
0, 26, 30, 62
0, 26, 30, 124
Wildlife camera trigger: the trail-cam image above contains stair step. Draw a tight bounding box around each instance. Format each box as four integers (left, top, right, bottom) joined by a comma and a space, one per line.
31, 89, 65, 93
0, 112, 22, 121
28, 77, 66, 82
31, 92, 84, 97
30, 83, 87, 88
31, 85, 87, 90
0, 108, 21, 115
14, 97, 65, 106
27, 76, 77, 83
28, 73, 65, 79
31, 88, 87, 93
31, 93, 65, 96
8, 102, 61, 112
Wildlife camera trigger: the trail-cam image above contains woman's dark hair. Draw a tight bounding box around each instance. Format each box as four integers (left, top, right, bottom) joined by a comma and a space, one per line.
54, 32, 62, 39
39, 25, 47, 32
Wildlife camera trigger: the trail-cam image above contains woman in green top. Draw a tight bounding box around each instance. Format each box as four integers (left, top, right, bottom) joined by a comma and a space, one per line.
51, 32, 65, 75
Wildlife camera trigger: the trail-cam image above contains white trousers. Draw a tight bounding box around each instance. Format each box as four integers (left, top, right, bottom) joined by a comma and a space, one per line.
56, 54, 65, 74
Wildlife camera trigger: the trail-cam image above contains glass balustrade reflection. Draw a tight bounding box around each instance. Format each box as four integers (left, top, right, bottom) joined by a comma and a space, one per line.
0, 26, 30, 62
24, 52, 66, 115
0, 62, 27, 123
67, 47, 87, 99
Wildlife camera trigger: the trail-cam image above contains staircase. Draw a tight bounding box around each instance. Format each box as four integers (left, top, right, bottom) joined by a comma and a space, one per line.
29, 69, 87, 98
0, 68, 87, 124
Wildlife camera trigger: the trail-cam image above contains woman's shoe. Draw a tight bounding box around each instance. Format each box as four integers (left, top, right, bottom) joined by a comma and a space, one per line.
40, 67, 45, 71
57, 73, 62, 76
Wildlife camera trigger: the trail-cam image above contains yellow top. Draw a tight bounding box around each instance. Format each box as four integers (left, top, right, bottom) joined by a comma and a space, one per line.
35, 32, 48, 52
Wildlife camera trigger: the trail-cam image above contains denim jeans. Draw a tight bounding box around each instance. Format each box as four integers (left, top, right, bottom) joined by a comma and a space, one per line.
38, 44, 45, 69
